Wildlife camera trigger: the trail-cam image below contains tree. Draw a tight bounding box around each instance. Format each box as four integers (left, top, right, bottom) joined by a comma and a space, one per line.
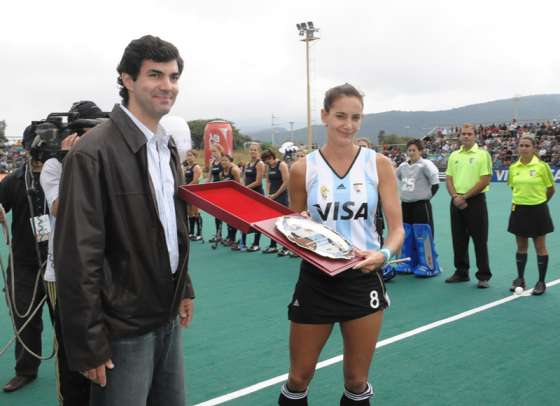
187, 119, 252, 150
378, 133, 413, 149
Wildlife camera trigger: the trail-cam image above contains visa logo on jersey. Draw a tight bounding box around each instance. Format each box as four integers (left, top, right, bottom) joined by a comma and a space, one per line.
312, 202, 368, 221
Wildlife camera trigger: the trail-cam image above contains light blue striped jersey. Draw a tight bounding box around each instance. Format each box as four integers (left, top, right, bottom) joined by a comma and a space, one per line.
306, 147, 380, 251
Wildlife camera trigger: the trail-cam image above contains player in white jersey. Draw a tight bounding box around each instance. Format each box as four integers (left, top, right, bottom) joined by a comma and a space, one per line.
278, 84, 404, 406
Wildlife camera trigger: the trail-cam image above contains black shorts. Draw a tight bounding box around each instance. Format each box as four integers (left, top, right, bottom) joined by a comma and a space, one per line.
288, 261, 390, 324
401, 200, 434, 232
508, 202, 554, 238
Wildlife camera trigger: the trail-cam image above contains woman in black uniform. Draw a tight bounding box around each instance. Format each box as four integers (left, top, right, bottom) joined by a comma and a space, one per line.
220, 154, 242, 246
278, 84, 403, 405
184, 150, 203, 241
261, 149, 290, 254
208, 144, 225, 243
232, 142, 265, 252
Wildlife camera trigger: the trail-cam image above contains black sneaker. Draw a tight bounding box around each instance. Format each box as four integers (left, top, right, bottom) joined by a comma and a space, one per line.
532, 281, 546, 296
277, 249, 288, 257
509, 277, 526, 292
445, 272, 470, 283
191, 235, 202, 241
209, 235, 222, 243
247, 245, 260, 252
263, 246, 278, 254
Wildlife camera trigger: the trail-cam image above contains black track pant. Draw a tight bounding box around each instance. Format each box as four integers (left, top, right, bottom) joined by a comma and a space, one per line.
450, 194, 492, 281
6, 261, 46, 377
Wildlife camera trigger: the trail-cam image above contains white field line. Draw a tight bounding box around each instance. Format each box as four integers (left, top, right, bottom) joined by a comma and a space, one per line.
194, 278, 560, 406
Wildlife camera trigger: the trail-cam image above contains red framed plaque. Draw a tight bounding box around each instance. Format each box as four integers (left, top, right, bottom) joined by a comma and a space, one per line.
179, 181, 362, 276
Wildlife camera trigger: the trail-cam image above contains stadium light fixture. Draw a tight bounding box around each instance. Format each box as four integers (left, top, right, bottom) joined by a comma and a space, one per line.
296, 21, 320, 149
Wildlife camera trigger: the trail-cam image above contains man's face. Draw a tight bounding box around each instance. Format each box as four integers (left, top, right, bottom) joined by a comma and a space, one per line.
123, 59, 180, 121
460, 128, 476, 148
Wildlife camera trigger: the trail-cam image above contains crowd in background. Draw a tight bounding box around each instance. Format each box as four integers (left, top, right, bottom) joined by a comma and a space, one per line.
420, 120, 560, 171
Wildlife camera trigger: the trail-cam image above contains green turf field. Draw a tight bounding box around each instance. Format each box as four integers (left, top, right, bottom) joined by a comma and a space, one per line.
1, 182, 559, 405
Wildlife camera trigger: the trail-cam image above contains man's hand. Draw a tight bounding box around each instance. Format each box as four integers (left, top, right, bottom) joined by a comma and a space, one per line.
81, 359, 114, 387
61, 133, 79, 150
453, 195, 468, 209
179, 298, 194, 328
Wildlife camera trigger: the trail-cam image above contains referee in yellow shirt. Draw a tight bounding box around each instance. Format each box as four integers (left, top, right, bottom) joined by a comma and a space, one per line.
445, 124, 493, 288
508, 134, 555, 295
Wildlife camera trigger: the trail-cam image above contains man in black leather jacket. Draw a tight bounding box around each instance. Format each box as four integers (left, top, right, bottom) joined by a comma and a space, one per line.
54, 35, 195, 406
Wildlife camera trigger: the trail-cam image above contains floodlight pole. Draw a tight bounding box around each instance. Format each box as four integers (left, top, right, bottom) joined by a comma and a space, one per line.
297, 22, 319, 149
305, 38, 312, 149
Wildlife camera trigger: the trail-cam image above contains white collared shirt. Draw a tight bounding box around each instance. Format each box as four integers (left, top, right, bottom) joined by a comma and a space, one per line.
120, 104, 179, 274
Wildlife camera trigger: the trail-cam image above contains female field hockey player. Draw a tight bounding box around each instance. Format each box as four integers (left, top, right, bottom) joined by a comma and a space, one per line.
184, 150, 203, 241
278, 84, 403, 405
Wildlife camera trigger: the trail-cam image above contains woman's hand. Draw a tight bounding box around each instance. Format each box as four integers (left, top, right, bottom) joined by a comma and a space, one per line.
352, 249, 385, 273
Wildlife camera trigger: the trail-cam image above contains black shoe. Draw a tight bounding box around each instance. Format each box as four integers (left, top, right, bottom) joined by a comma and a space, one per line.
532, 281, 546, 296
191, 235, 202, 241
209, 236, 221, 243
3, 375, 36, 393
509, 277, 525, 292
247, 245, 260, 252
477, 280, 490, 289
445, 272, 470, 283
263, 246, 278, 254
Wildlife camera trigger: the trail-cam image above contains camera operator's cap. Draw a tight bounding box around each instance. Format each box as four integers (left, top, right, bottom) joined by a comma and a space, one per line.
22, 124, 36, 151
69, 100, 106, 119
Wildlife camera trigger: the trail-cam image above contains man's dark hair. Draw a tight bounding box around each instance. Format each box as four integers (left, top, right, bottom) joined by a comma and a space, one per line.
406, 139, 424, 151
69, 100, 106, 119
117, 35, 184, 106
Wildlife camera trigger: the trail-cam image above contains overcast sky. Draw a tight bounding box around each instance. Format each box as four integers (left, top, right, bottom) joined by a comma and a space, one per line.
2, 0, 559, 137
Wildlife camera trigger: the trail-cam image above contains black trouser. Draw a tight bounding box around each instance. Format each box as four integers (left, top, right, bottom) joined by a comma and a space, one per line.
6, 261, 46, 377
402, 200, 434, 234
45, 282, 90, 406
450, 194, 492, 281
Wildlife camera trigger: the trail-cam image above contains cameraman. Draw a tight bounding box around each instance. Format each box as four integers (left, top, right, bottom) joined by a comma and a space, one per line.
0, 125, 49, 393
40, 100, 106, 405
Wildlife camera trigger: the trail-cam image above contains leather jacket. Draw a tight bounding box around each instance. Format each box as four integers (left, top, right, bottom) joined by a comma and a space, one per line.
54, 105, 194, 371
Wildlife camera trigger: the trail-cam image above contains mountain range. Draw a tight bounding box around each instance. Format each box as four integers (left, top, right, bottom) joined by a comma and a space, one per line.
247, 94, 560, 146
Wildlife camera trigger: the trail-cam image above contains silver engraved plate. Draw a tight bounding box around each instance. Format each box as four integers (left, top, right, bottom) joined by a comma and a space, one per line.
275, 215, 354, 260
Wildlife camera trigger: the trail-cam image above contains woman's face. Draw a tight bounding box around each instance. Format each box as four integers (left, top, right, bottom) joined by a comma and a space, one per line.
249, 144, 259, 159
518, 139, 535, 159
211, 146, 220, 159
296, 151, 306, 160
186, 151, 195, 164
220, 156, 231, 168
321, 96, 363, 146
407, 145, 421, 161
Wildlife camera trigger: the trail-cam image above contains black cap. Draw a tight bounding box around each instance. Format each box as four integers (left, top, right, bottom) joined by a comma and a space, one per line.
69, 101, 106, 119
22, 124, 36, 151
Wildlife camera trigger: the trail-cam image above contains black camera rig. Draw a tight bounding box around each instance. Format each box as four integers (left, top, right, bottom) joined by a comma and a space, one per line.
27, 111, 108, 163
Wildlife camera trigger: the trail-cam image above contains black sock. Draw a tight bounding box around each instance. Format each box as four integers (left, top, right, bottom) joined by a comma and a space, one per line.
516, 253, 527, 279
195, 217, 202, 236
188, 217, 195, 235
340, 383, 374, 405
279, 384, 308, 405
215, 219, 222, 237
537, 255, 548, 282
253, 232, 261, 246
